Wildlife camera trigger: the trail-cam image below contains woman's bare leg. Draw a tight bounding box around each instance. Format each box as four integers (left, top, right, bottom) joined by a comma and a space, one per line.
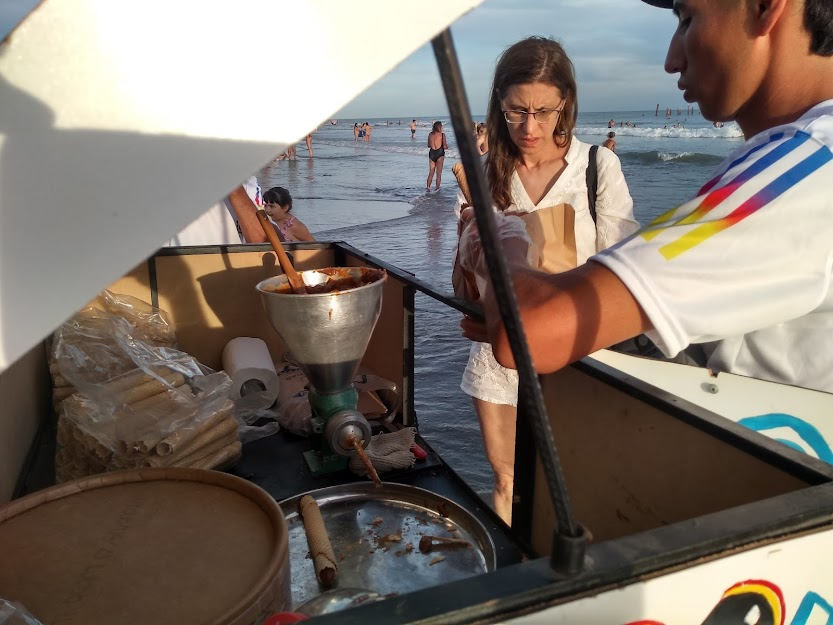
473, 397, 517, 524
435, 156, 445, 189
426, 160, 436, 190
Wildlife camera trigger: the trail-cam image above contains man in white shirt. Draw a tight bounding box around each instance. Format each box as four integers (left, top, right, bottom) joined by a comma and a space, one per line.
165, 176, 267, 246
463, 0, 833, 393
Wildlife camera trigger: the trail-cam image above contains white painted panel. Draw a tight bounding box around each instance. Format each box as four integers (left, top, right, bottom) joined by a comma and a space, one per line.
0, 0, 481, 371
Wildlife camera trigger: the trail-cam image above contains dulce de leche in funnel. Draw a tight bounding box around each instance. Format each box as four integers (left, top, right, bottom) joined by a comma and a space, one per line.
256, 267, 386, 395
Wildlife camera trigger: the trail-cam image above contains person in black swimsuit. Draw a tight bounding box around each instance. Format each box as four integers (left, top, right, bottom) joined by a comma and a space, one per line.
426, 121, 449, 191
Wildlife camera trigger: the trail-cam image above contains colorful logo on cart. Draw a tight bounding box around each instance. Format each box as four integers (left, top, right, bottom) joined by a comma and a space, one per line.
624, 582, 833, 625
700, 579, 784, 625
738, 413, 833, 465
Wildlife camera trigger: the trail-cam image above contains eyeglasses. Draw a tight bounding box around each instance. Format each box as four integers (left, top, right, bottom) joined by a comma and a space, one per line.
502, 108, 562, 124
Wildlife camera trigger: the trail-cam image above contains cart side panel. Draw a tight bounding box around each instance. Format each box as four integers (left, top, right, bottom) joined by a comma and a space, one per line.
0, 344, 50, 503
103, 259, 153, 305
149, 248, 406, 409
529, 365, 808, 554
0, 260, 153, 504
151, 248, 328, 368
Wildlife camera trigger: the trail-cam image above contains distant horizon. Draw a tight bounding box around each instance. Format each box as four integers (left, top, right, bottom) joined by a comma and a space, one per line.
332, 107, 701, 122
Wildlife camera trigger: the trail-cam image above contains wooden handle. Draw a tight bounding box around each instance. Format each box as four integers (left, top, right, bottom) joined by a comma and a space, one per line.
452, 163, 473, 206
256, 209, 307, 294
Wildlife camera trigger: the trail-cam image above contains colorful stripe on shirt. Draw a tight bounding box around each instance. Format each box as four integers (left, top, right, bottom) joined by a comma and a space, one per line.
639, 131, 832, 259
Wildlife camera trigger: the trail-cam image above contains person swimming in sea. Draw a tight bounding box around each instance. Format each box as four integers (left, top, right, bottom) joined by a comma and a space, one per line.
426, 121, 448, 191
602, 131, 616, 153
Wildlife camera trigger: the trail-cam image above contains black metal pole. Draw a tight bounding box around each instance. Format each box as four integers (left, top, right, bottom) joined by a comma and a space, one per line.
431, 28, 586, 574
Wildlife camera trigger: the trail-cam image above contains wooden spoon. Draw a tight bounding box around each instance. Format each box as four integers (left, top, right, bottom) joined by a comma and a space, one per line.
256, 209, 307, 294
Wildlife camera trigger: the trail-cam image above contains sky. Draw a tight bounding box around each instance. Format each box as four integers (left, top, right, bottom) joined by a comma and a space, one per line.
1, 0, 684, 118
336, 0, 685, 118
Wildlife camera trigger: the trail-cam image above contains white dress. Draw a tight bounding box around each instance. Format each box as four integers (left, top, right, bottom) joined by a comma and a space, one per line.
460, 137, 639, 406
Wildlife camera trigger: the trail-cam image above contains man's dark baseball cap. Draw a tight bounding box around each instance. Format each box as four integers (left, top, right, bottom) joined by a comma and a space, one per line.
642, 0, 673, 7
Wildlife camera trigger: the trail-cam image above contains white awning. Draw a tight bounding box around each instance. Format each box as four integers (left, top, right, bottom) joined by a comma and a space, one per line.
0, 0, 481, 372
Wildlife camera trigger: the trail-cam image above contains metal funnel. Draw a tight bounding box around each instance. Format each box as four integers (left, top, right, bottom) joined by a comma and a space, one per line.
256, 267, 386, 394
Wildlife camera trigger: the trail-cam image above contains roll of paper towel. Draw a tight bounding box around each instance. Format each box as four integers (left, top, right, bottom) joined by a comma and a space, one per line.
222, 337, 280, 410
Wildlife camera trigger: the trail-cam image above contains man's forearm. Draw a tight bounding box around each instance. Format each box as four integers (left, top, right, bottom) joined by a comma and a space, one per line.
489, 261, 651, 373
227, 186, 266, 243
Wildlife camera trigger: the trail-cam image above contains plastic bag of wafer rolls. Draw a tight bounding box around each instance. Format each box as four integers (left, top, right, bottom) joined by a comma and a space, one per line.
98, 289, 176, 346
52, 301, 239, 481
48, 290, 175, 408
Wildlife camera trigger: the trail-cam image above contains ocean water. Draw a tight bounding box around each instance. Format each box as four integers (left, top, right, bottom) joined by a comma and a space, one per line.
257, 111, 744, 502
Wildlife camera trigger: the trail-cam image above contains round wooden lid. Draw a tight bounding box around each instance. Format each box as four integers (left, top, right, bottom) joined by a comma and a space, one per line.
0, 468, 288, 625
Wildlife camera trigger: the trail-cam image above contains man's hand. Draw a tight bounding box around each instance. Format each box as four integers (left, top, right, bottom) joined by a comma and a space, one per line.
456, 206, 651, 373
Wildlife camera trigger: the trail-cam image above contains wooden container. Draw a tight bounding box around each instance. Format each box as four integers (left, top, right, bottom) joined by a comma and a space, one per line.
0, 468, 290, 625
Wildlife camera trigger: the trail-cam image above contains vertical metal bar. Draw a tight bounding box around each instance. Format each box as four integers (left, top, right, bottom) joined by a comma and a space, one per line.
404, 286, 416, 428
147, 257, 158, 309
431, 28, 586, 573
511, 400, 536, 544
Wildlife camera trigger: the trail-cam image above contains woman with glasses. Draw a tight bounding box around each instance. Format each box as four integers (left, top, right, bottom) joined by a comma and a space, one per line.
263, 186, 314, 243
457, 36, 639, 524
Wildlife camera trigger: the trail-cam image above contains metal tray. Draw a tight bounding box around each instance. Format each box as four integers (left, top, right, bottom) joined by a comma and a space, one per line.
280, 482, 496, 609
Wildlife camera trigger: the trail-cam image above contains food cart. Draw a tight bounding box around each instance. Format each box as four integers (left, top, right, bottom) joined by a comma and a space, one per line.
2, 2, 832, 623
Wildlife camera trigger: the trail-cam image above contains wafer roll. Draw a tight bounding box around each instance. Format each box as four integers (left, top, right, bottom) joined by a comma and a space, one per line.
103, 366, 180, 395
154, 401, 234, 456
146, 416, 237, 466
116, 371, 186, 404
53, 386, 76, 402
187, 440, 242, 470
452, 163, 473, 206
174, 432, 238, 468
299, 495, 338, 588
52, 374, 70, 387
146, 421, 238, 467
128, 383, 192, 413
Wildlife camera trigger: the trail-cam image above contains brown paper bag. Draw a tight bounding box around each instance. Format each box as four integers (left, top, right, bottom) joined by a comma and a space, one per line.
518, 203, 577, 274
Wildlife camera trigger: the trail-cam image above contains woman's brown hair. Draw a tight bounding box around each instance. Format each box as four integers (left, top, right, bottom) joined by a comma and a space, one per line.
485, 37, 578, 210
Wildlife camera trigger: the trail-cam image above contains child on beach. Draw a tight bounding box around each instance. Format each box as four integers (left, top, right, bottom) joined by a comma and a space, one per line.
426, 121, 448, 191
263, 187, 314, 243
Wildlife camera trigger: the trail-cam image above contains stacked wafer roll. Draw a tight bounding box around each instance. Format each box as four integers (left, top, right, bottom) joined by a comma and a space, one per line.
48, 292, 177, 412
55, 367, 240, 482
50, 292, 242, 482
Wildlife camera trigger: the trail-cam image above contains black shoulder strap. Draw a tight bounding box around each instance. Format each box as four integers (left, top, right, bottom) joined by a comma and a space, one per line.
586, 144, 599, 224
